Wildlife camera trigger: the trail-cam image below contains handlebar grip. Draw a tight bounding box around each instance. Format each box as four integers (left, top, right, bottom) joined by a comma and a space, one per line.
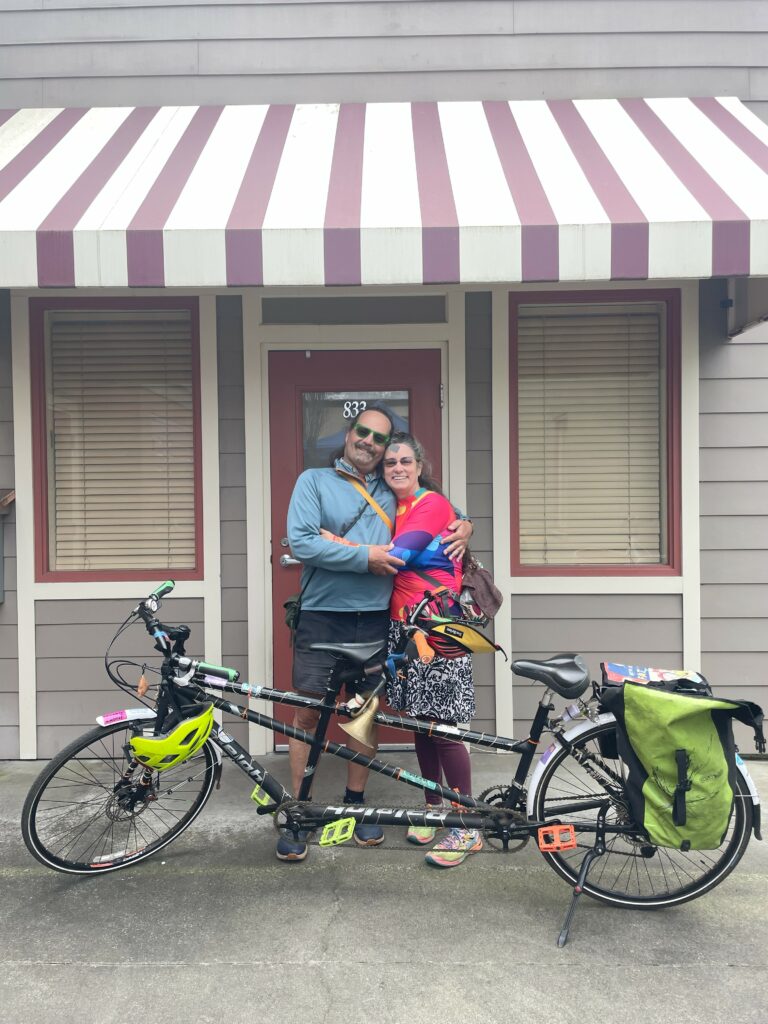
150, 580, 175, 601
196, 660, 240, 684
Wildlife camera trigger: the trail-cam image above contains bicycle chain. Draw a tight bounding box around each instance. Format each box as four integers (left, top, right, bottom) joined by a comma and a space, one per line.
273, 790, 536, 852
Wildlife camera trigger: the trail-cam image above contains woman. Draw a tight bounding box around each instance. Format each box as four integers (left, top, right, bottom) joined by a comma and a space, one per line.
382, 431, 481, 868
320, 430, 480, 867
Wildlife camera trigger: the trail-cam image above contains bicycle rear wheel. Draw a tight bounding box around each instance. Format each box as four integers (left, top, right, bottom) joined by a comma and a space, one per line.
22, 721, 218, 875
532, 721, 753, 908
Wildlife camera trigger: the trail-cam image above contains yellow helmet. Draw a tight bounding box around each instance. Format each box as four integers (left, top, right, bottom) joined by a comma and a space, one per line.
129, 703, 214, 771
425, 620, 503, 660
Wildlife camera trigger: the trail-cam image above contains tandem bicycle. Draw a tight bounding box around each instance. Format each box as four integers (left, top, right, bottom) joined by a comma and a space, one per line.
21, 581, 764, 946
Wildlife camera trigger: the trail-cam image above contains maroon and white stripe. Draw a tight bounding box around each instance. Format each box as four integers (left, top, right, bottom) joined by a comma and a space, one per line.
0, 96, 766, 288
324, 102, 366, 286
225, 104, 294, 287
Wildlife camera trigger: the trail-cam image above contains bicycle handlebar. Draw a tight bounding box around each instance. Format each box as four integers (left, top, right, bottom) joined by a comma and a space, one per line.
132, 580, 176, 620
126, 581, 431, 689
174, 656, 240, 684
151, 580, 176, 601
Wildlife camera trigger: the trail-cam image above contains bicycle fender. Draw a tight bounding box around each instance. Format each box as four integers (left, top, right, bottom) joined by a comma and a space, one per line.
526, 712, 615, 819
96, 708, 157, 727
734, 753, 761, 804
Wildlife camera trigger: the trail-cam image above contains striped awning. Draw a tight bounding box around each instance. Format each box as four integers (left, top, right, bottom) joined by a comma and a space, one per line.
1, 97, 767, 289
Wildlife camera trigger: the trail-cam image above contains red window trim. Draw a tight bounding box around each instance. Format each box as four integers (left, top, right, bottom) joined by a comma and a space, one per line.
509, 289, 682, 577
30, 296, 204, 583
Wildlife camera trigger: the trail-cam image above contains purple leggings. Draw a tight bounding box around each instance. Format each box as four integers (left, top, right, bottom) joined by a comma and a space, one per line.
414, 727, 472, 806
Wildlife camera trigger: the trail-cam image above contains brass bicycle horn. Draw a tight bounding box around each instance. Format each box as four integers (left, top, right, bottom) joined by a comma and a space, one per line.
339, 693, 379, 749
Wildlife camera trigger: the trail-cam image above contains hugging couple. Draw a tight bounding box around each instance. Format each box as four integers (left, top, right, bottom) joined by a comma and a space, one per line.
281, 402, 481, 869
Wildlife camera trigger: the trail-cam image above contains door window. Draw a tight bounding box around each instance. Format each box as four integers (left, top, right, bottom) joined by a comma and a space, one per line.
302, 390, 409, 470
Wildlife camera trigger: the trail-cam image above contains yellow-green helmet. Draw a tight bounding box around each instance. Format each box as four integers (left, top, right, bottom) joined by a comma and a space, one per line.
130, 703, 214, 771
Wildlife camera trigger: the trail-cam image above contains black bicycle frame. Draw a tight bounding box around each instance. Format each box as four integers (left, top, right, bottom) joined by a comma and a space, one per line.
176, 667, 617, 840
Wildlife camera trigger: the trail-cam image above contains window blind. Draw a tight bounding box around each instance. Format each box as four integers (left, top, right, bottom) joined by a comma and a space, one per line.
45, 310, 196, 572
517, 304, 665, 567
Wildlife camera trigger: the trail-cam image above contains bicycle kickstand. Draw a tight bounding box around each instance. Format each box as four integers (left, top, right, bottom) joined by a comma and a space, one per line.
556, 803, 608, 948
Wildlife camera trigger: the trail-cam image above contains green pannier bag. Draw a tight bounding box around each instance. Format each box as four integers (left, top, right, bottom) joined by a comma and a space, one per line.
600, 677, 764, 851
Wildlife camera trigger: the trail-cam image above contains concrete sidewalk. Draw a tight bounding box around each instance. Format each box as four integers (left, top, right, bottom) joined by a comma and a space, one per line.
1, 750, 767, 1024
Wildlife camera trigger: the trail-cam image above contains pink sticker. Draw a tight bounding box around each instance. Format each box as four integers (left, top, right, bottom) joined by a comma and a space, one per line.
102, 710, 128, 724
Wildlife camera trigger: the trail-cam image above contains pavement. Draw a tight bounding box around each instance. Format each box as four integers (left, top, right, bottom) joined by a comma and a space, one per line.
1, 749, 767, 1024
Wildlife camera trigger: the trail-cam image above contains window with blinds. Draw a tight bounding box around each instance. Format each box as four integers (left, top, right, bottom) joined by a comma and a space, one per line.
43, 308, 199, 574
515, 302, 668, 568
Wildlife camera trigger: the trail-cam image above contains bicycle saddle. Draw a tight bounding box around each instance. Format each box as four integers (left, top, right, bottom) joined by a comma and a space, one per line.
309, 641, 386, 665
511, 653, 590, 699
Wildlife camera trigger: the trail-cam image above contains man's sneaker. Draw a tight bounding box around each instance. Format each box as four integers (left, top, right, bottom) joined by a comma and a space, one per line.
353, 821, 385, 847
406, 825, 437, 846
276, 830, 310, 862
424, 828, 482, 868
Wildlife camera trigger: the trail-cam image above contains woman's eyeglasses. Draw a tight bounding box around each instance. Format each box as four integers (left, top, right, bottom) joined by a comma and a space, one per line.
353, 424, 391, 446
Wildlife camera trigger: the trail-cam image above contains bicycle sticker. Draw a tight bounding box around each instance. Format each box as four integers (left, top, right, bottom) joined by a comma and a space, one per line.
397, 769, 438, 790
240, 682, 263, 698
97, 708, 156, 726
319, 818, 356, 847
540, 743, 557, 765
201, 674, 227, 688
101, 710, 127, 724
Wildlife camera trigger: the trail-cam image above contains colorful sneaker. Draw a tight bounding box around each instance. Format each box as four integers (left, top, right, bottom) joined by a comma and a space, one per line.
406, 825, 438, 846
424, 829, 482, 868
276, 830, 309, 862
353, 821, 385, 847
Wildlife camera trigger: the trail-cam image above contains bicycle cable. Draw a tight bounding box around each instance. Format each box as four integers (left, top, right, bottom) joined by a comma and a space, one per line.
104, 609, 158, 709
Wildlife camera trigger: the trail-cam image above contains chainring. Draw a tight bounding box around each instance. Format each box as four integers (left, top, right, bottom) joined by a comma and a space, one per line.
477, 784, 530, 852
273, 799, 312, 836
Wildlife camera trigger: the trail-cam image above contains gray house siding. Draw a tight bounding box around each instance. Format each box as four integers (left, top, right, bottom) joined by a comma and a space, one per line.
34, 598, 204, 757
0, 1, 767, 124
466, 292, 495, 733
699, 279, 768, 740
509, 594, 684, 735
0, 290, 17, 758
217, 295, 249, 748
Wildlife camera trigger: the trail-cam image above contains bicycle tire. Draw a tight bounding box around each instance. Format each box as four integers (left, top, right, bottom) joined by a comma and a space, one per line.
22, 721, 217, 875
532, 721, 753, 909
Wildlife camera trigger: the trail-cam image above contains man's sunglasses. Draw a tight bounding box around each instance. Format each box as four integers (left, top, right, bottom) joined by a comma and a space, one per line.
352, 423, 391, 446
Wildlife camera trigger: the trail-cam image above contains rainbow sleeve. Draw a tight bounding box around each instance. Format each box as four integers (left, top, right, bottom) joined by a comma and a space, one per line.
390, 493, 451, 565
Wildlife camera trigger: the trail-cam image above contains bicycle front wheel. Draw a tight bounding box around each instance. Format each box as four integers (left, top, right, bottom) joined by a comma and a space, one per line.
532, 722, 753, 908
22, 721, 218, 875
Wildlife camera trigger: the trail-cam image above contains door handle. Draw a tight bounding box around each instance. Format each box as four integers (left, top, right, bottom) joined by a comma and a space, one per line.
280, 554, 302, 567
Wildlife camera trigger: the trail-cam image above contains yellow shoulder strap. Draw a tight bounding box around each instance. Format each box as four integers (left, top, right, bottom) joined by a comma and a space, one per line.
340, 473, 393, 532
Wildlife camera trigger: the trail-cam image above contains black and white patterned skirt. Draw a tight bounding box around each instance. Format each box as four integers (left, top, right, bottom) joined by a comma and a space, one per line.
386, 620, 476, 724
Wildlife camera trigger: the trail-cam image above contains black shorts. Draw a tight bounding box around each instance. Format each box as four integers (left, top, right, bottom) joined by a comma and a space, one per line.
292, 608, 390, 697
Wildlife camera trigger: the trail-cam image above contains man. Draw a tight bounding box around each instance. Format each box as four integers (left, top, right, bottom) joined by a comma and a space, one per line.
279, 403, 471, 861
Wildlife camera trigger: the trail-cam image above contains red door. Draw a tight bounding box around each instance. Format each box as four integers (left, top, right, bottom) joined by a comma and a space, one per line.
269, 348, 443, 747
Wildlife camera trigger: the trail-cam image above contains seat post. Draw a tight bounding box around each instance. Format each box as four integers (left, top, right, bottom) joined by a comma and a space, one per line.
296, 660, 353, 801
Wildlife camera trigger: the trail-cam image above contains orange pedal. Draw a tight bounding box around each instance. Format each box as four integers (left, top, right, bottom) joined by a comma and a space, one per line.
537, 824, 577, 852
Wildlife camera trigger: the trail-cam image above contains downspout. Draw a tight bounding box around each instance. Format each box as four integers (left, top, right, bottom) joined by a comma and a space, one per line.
0, 489, 15, 603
